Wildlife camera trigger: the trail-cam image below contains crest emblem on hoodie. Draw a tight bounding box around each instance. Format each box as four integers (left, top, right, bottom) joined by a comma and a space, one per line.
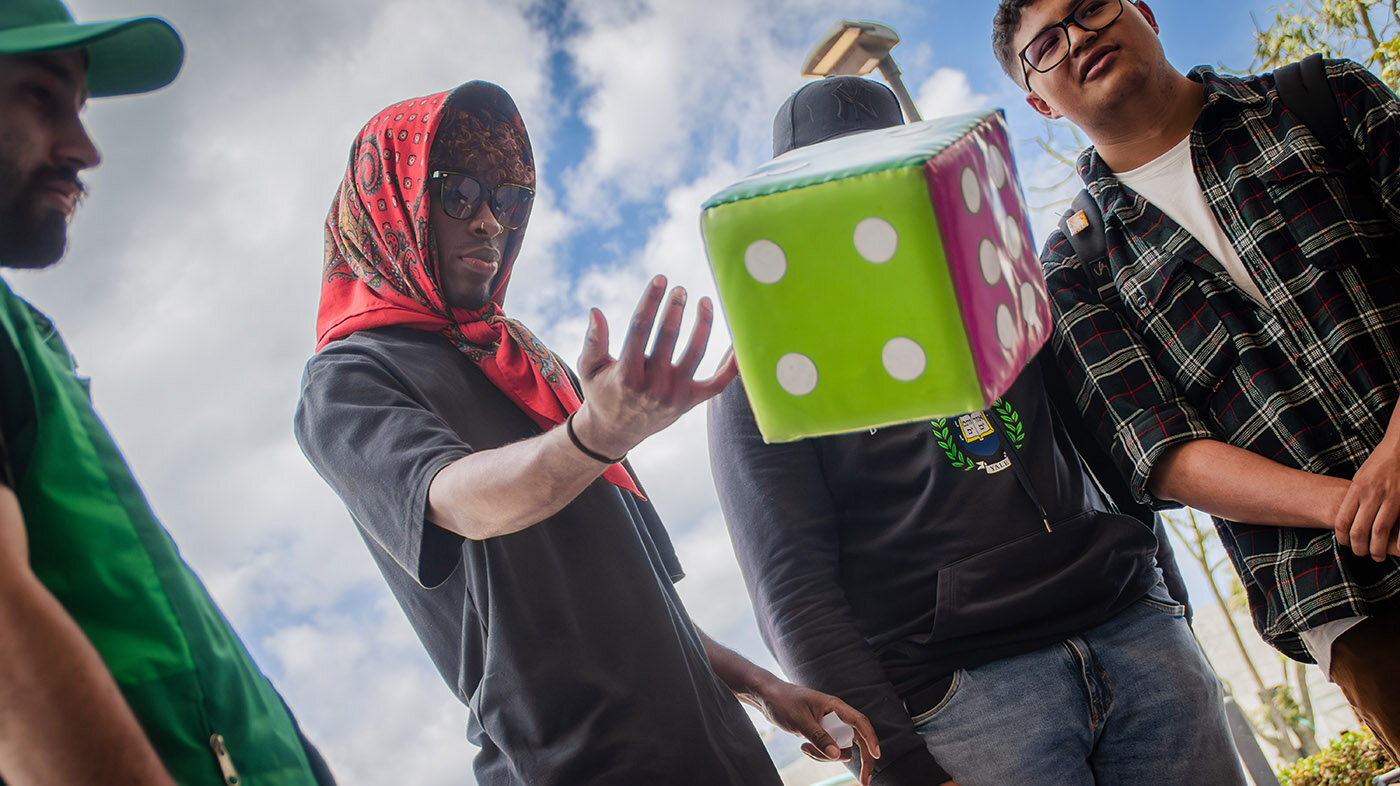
931, 399, 1026, 475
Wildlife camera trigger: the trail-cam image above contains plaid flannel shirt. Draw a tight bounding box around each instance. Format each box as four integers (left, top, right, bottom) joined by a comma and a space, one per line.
1041, 59, 1400, 660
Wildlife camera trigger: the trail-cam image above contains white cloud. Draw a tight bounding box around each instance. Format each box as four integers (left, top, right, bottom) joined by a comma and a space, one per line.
264, 602, 477, 786
914, 66, 991, 117
559, 0, 903, 221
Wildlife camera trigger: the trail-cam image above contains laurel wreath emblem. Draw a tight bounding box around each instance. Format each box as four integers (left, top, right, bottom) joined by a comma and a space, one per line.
992, 399, 1025, 447
930, 420, 976, 471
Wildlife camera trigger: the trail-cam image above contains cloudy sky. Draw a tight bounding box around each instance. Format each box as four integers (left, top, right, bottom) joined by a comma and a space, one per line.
19, 0, 1302, 782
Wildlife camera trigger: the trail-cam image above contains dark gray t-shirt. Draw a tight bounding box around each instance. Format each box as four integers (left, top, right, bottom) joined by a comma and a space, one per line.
295, 326, 779, 786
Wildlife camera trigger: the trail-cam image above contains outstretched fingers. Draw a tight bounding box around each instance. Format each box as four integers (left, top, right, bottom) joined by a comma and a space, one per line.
618, 276, 667, 380
693, 347, 739, 400
649, 286, 688, 368
675, 296, 715, 376
577, 308, 613, 379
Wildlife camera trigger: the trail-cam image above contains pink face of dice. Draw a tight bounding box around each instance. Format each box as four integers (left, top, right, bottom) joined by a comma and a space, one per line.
924, 114, 1051, 404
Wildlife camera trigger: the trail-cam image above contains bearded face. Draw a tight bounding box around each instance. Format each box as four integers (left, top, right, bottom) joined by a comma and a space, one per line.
0, 51, 98, 270
0, 142, 81, 269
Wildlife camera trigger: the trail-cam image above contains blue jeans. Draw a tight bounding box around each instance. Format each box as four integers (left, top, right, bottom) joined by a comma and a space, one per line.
911, 583, 1245, 785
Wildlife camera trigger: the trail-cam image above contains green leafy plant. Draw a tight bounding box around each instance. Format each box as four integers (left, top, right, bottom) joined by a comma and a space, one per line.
1252, 0, 1400, 90
1278, 727, 1396, 786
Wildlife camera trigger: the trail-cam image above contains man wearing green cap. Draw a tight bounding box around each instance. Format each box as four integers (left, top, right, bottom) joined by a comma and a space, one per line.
0, 2, 336, 784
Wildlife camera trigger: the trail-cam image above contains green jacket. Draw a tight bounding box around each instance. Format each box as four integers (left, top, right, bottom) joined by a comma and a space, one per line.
0, 278, 331, 785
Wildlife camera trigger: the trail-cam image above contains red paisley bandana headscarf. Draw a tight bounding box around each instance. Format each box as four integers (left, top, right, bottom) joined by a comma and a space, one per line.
317, 81, 641, 498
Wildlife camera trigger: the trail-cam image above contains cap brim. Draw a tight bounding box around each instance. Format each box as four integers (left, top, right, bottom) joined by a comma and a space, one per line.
0, 16, 183, 97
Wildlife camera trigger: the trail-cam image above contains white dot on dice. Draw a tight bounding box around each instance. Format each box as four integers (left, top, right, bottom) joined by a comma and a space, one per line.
1020, 282, 1042, 328
1000, 215, 1023, 259
882, 337, 927, 382
744, 239, 787, 284
776, 353, 819, 396
987, 147, 1008, 189
996, 304, 1017, 349
978, 238, 1002, 286
853, 217, 898, 264
960, 166, 982, 215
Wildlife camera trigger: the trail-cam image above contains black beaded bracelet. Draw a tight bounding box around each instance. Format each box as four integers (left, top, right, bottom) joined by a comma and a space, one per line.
565, 411, 625, 464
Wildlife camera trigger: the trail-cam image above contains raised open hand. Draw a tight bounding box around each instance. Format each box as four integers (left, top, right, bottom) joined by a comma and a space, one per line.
570, 275, 737, 460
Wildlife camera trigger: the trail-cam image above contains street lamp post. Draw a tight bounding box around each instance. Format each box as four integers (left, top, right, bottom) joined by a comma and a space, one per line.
802, 20, 922, 122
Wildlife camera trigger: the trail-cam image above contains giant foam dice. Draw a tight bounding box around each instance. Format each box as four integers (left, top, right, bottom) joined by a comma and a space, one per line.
701, 110, 1051, 443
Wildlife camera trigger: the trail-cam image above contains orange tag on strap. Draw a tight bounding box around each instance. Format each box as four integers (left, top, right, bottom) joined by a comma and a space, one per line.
1066, 209, 1090, 236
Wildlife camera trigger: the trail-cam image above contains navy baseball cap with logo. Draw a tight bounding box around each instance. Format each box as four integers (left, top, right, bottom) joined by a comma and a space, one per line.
0, 0, 183, 97
772, 75, 904, 157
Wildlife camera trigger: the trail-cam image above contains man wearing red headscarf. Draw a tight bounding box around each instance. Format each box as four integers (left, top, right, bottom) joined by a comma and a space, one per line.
295, 82, 879, 785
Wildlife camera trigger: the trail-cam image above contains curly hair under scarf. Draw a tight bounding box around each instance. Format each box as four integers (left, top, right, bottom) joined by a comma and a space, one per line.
429, 108, 536, 187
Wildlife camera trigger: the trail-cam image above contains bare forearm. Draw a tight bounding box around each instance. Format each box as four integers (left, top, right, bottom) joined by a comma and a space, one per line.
0, 487, 173, 785
427, 403, 617, 540
0, 579, 175, 785
428, 279, 737, 541
1149, 439, 1348, 528
699, 629, 780, 703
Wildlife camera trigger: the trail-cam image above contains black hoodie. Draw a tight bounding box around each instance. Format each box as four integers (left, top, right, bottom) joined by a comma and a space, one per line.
708, 357, 1162, 784
710, 76, 1173, 784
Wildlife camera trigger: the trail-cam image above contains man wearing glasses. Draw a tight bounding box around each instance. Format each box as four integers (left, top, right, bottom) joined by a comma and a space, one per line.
994, 0, 1400, 759
294, 81, 880, 785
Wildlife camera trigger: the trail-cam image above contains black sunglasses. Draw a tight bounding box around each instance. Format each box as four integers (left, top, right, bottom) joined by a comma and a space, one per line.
430, 170, 535, 231
1019, 0, 1124, 81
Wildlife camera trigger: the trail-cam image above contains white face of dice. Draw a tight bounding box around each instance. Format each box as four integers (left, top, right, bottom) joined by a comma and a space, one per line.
745, 215, 932, 398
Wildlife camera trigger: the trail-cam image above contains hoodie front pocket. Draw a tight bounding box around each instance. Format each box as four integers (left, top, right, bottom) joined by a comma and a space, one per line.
928, 511, 1156, 645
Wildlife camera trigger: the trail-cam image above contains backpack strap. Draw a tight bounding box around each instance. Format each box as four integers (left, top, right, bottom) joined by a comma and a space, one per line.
1058, 187, 1114, 295
1274, 53, 1356, 163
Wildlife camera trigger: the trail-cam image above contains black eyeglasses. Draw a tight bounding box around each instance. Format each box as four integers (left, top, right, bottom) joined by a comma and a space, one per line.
1019, 0, 1124, 80
430, 170, 535, 231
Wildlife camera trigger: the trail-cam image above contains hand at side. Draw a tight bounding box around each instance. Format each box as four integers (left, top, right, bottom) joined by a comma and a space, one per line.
1335, 433, 1400, 561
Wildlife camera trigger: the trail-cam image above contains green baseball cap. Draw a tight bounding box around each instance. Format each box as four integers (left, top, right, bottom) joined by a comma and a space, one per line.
0, 0, 183, 97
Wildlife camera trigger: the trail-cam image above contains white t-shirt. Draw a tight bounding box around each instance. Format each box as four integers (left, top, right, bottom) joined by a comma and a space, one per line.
1117, 136, 1364, 678
1115, 135, 1267, 304
1300, 617, 1366, 679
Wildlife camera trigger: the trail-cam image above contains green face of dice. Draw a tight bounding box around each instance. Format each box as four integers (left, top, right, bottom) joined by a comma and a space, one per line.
701, 110, 1050, 443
